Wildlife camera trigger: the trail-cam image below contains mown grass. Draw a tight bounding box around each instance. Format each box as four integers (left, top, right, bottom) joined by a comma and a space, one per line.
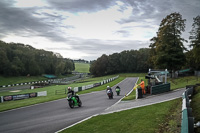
0, 74, 74, 86
74, 62, 90, 73
0, 76, 47, 86
169, 76, 200, 90
191, 86, 200, 133
62, 98, 181, 133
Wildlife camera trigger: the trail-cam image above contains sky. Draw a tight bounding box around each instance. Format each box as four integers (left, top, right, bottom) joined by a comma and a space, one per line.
0, 0, 200, 61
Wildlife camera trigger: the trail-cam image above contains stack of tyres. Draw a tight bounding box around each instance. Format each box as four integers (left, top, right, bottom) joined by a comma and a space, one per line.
138, 88, 143, 98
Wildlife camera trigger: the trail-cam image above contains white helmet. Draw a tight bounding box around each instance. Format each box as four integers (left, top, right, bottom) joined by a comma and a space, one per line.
68, 87, 71, 90
107, 86, 110, 88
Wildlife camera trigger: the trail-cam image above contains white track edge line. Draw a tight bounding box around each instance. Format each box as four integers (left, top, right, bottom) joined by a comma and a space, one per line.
101, 96, 181, 115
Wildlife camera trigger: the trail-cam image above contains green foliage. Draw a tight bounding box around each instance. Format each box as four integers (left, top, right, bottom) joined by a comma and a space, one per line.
63, 99, 181, 133
0, 41, 74, 76
189, 15, 200, 70
149, 12, 186, 71
90, 49, 151, 77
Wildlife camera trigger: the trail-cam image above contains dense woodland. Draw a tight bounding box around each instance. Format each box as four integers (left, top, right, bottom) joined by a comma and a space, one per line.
0, 41, 75, 76
90, 13, 200, 76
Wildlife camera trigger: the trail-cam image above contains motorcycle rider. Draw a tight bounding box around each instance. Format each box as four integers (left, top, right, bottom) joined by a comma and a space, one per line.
115, 86, 120, 90
106, 86, 113, 94
67, 87, 80, 102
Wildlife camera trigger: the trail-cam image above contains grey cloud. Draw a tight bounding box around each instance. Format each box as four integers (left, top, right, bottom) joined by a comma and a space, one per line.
115, 30, 131, 37
0, 1, 71, 42
46, 0, 116, 12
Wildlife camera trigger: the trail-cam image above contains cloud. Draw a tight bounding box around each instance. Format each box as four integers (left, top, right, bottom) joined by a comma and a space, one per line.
0, 0, 199, 60
0, 0, 72, 42
46, 0, 116, 12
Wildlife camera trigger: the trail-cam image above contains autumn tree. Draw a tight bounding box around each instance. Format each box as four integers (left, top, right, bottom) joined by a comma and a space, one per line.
149, 12, 187, 73
189, 15, 200, 70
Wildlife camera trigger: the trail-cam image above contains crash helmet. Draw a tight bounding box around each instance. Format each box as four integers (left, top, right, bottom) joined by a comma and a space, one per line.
68, 87, 71, 90
107, 86, 109, 88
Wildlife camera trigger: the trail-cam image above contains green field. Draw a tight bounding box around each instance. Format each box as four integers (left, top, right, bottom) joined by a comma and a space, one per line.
0, 76, 47, 86
0, 74, 74, 86
74, 62, 90, 73
62, 98, 182, 133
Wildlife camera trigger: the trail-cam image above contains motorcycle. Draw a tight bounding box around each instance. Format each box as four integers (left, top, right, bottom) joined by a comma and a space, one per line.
116, 88, 120, 96
67, 94, 82, 108
107, 89, 113, 99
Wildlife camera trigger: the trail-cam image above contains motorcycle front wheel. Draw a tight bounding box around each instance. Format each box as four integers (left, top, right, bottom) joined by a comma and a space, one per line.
69, 100, 74, 108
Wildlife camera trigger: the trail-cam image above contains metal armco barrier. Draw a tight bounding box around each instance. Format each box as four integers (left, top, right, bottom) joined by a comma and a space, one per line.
181, 85, 195, 133
151, 83, 170, 94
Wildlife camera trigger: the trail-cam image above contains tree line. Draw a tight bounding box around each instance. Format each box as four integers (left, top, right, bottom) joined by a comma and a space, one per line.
0, 41, 75, 76
90, 13, 200, 77
90, 48, 151, 76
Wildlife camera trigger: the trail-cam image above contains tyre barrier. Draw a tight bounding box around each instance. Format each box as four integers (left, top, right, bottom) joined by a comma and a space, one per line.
181, 85, 195, 133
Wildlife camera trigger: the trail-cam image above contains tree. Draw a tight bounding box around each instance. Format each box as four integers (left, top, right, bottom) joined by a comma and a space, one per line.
189, 15, 200, 70
149, 12, 186, 73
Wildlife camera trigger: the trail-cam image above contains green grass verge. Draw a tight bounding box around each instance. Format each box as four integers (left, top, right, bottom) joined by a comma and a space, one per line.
191, 86, 200, 133
0, 74, 74, 86
169, 76, 200, 90
75, 62, 90, 73
62, 98, 181, 133
0, 76, 47, 86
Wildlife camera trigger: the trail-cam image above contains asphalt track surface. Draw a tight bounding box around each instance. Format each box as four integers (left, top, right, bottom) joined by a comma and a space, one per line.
0, 78, 137, 133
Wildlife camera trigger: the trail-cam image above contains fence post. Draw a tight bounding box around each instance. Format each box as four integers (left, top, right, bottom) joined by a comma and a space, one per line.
0, 96, 3, 103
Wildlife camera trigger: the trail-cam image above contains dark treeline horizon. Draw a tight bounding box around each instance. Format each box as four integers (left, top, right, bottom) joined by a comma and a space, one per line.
0, 40, 75, 76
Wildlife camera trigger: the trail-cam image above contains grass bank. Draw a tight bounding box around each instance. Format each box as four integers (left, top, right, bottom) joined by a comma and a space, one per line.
62, 98, 181, 133
191, 86, 200, 133
0, 74, 74, 86
169, 76, 200, 90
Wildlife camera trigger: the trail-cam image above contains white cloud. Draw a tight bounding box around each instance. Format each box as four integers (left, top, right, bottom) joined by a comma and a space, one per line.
0, 0, 199, 60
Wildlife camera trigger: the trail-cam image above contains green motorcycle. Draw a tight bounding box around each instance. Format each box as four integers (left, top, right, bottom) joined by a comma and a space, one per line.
67, 94, 82, 108
115, 86, 121, 96
116, 88, 120, 95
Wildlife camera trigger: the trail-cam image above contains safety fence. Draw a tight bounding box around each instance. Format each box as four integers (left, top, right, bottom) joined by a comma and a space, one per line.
151, 83, 171, 94
0, 75, 81, 88
55, 76, 119, 95
181, 85, 195, 133
0, 91, 47, 103
73, 76, 119, 92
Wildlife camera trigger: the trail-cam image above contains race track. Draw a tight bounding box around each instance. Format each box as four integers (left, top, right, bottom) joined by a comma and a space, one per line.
0, 78, 137, 133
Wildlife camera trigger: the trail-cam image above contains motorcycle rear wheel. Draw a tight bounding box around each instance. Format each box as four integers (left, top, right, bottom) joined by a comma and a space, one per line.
78, 100, 82, 107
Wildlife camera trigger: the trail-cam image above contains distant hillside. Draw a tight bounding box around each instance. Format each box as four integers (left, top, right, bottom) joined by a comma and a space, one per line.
74, 62, 90, 73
